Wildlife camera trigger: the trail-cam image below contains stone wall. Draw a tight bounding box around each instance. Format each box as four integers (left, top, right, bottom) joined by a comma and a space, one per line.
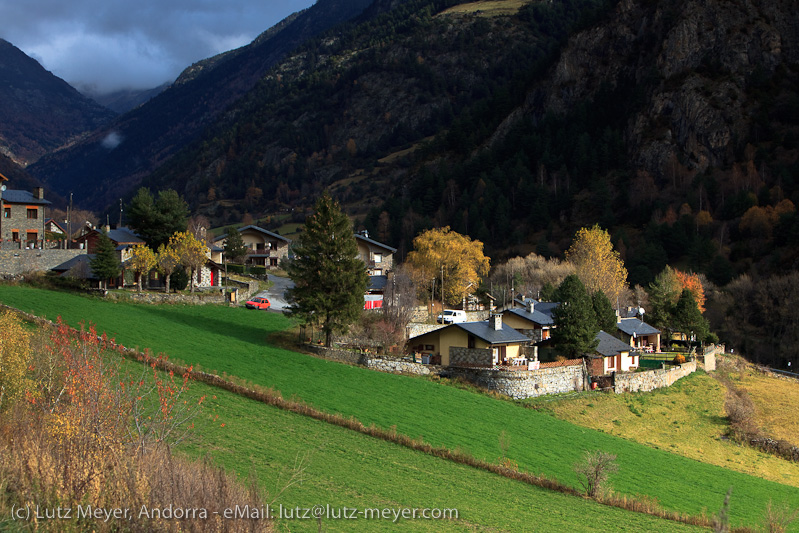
302, 343, 435, 375
450, 347, 492, 366
106, 290, 228, 305
614, 360, 697, 394
0, 249, 86, 276
449, 363, 588, 400
407, 323, 446, 338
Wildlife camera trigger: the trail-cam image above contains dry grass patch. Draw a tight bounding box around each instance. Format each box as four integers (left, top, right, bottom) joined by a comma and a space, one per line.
738, 372, 799, 448
439, 0, 531, 17
539, 372, 799, 487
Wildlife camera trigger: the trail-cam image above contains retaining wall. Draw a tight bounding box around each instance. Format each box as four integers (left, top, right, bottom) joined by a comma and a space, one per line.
302, 344, 434, 375
449, 363, 588, 399
450, 347, 492, 366
613, 360, 697, 393
0, 249, 86, 275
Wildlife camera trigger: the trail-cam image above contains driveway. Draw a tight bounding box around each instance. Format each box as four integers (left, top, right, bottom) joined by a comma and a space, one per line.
256, 275, 293, 312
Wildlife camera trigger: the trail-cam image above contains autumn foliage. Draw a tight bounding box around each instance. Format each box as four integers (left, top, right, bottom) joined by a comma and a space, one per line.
565, 224, 628, 306
0, 312, 270, 532
406, 226, 490, 305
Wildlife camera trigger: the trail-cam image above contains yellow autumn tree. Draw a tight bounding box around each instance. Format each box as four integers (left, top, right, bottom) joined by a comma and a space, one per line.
128, 244, 157, 292
406, 227, 489, 306
156, 242, 181, 294
565, 224, 628, 306
0, 311, 31, 410
170, 231, 209, 293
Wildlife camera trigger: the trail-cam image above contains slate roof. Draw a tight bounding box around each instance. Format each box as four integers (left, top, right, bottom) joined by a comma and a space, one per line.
105, 227, 144, 245
355, 233, 396, 253
504, 307, 555, 326
214, 225, 291, 243
514, 297, 559, 316
454, 321, 530, 345
368, 275, 388, 291
51, 254, 97, 279
595, 330, 633, 357
617, 318, 660, 337
2, 189, 51, 205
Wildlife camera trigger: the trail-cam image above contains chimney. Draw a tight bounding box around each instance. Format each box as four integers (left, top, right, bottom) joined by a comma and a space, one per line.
491, 313, 502, 331
527, 299, 535, 314
33, 187, 44, 200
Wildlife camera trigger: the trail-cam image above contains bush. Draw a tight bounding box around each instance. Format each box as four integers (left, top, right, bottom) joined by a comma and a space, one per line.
170, 267, 189, 291
226, 264, 245, 274
249, 265, 267, 276
673, 354, 686, 365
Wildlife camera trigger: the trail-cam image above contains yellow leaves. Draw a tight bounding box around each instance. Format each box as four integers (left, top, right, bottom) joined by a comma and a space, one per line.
156, 242, 180, 275
0, 311, 32, 410
406, 226, 490, 305
565, 224, 628, 305
129, 244, 157, 274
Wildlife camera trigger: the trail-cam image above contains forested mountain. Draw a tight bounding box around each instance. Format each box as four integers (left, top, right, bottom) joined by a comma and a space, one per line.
0, 39, 115, 166
27, 0, 377, 209
133, 0, 799, 291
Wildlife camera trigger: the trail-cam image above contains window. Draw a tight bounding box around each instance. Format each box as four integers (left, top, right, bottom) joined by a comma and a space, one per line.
468, 335, 475, 349
12, 231, 19, 242
607, 356, 615, 369
373, 269, 382, 276
3, 207, 9, 218
26, 231, 38, 242
27, 208, 38, 219
373, 253, 382, 263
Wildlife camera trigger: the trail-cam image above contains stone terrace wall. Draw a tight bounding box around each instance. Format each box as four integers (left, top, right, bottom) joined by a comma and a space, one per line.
614, 360, 697, 394
407, 323, 445, 338
0, 249, 86, 276
450, 347, 492, 366
302, 344, 434, 375
449, 363, 588, 399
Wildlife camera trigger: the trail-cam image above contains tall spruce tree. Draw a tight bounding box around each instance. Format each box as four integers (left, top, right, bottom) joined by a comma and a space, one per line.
90, 232, 121, 290
672, 289, 710, 344
286, 193, 369, 347
552, 274, 599, 356
223, 227, 248, 264
127, 188, 189, 249
592, 290, 617, 333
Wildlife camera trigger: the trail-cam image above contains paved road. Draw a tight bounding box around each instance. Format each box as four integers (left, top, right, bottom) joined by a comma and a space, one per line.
257, 275, 294, 312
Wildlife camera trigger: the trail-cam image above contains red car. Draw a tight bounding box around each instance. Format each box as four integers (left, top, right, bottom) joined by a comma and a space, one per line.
245, 297, 271, 310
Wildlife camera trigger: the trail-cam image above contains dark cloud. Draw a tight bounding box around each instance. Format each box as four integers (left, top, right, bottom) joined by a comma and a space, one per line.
1, 0, 314, 94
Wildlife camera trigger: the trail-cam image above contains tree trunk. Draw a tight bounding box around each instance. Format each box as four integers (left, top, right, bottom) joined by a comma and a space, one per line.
165, 275, 171, 294
190, 268, 196, 293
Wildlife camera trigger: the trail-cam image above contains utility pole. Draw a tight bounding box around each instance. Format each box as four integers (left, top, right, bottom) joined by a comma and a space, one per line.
67, 192, 73, 249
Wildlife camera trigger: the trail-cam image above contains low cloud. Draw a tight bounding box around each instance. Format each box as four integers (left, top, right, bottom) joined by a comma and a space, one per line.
101, 131, 123, 150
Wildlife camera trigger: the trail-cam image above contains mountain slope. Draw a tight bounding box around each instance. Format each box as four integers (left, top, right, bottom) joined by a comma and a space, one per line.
27, 0, 378, 209
0, 39, 115, 166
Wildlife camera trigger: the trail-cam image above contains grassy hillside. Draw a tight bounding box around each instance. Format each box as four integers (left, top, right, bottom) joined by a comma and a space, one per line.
184, 382, 703, 532
1, 285, 797, 528
531, 371, 799, 487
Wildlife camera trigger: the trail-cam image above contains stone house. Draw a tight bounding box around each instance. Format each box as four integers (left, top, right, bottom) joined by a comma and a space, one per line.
214, 225, 290, 268
408, 314, 530, 366
0, 184, 50, 249
355, 231, 395, 277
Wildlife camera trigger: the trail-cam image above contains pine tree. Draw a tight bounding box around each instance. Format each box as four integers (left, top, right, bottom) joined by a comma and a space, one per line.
90, 233, 121, 290
286, 193, 369, 347
672, 289, 710, 344
127, 188, 189, 249
223, 227, 249, 264
592, 290, 617, 333
552, 274, 599, 357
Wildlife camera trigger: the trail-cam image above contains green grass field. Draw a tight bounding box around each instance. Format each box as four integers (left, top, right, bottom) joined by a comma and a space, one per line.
2, 285, 797, 528
184, 383, 703, 532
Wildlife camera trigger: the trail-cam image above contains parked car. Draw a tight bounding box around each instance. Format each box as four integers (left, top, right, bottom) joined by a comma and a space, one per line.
437, 309, 467, 324
245, 297, 271, 310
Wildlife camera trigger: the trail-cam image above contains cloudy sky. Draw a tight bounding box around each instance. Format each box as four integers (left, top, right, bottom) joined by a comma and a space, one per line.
1, 0, 315, 94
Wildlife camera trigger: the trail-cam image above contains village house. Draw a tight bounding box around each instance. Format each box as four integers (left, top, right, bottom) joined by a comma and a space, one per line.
408, 314, 530, 366
585, 330, 639, 375
355, 231, 396, 309
0, 180, 50, 249
501, 299, 558, 342
214, 225, 291, 269
617, 317, 661, 353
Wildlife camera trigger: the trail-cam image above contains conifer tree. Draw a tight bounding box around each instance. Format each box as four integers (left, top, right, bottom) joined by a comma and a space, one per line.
223, 227, 248, 264
672, 289, 710, 344
90, 233, 121, 290
552, 274, 599, 356
592, 290, 617, 333
286, 193, 369, 347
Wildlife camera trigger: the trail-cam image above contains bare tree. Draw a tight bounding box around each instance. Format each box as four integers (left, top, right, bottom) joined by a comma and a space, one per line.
573, 450, 618, 498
